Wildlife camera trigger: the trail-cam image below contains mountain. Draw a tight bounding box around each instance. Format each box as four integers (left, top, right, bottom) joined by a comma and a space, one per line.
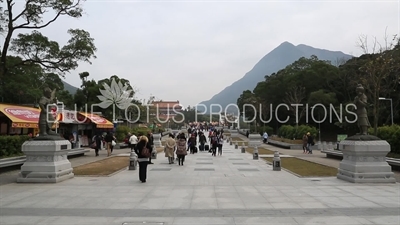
198, 42, 353, 113
62, 80, 79, 94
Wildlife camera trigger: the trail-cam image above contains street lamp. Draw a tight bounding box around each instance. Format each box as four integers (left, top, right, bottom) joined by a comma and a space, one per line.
378, 97, 394, 125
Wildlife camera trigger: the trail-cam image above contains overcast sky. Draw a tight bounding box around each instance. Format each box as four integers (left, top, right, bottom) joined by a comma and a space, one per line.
32, 0, 399, 107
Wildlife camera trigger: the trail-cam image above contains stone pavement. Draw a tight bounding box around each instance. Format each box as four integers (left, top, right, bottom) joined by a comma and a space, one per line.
0, 138, 399, 225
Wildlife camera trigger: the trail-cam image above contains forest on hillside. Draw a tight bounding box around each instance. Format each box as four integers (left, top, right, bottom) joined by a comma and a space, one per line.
237, 37, 400, 139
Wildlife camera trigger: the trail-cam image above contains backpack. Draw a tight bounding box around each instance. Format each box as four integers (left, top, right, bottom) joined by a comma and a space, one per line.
141, 146, 151, 158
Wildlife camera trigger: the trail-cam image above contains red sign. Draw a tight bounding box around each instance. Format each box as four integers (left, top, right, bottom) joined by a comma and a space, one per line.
5, 108, 39, 122
90, 115, 106, 124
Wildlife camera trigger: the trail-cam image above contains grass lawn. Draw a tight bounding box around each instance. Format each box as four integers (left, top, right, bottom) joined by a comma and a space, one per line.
263, 157, 338, 177
230, 137, 248, 145
245, 147, 275, 155
73, 156, 129, 176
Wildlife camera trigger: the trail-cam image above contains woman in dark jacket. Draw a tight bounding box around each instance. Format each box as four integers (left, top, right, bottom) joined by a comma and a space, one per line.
176, 133, 187, 166
94, 133, 103, 157
135, 136, 149, 183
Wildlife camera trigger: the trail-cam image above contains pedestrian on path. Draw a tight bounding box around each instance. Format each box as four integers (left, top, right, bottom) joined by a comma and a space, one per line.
302, 133, 308, 154
211, 133, 218, 157
147, 132, 154, 164
217, 134, 223, 156
176, 133, 187, 166
104, 132, 114, 157
136, 136, 150, 183
93, 133, 103, 157
306, 132, 314, 154
165, 133, 176, 164
129, 133, 138, 151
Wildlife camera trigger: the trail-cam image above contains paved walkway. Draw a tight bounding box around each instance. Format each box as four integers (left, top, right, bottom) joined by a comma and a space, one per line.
1, 135, 399, 225
235, 134, 400, 182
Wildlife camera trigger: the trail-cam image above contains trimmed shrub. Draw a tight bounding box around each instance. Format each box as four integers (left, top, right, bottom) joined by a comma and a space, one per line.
259, 126, 274, 136
368, 125, 400, 154
132, 127, 151, 136
278, 125, 318, 139
115, 125, 131, 142
0, 135, 31, 158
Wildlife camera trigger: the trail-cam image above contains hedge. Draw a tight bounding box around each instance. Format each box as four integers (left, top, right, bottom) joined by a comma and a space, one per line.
368, 125, 400, 154
277, 125, 318, 140
0, 135, 31, 158
259, 126, 274, 136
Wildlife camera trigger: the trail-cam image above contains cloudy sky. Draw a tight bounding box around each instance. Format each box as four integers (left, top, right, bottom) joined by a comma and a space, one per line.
33, 0, 399, 107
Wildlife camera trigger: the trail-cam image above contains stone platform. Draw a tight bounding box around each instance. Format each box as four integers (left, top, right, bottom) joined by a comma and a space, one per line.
337, 139, 396, 183
17, 139, 74, 183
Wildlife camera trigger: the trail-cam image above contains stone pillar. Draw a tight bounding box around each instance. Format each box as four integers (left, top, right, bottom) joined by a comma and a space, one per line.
337, 139, 395, 183
17, 139, 74, 183
273, 151, 281, 171
253, 146, 259, 160
241, 144, 246, 153
153, 133, 162, 147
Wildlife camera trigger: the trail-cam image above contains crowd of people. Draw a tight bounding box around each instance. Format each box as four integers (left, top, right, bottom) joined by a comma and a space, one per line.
126, 125, 226, 183
91, 132, 117, 157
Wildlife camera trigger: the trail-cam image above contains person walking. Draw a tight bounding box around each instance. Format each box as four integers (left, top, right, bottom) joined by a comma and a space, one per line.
199, 132, 207, 151
104, 132, 114, 157
147, 132, 154, 164
176, 133, 187, 166
93, 133, 102, 157
136, 136, 150, 183
302, 133, 308, 154
165, 133, 176, 164
188, 134, 197, 154
129, 133, 138, 151
210, 134, 218, 157
306, 132, 314, 154
217, 134, 223, 156
110, 134, 117, 154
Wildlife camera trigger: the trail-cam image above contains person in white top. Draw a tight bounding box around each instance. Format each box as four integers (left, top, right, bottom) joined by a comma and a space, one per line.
129, 134, 138, 151
263, 132, 268, 143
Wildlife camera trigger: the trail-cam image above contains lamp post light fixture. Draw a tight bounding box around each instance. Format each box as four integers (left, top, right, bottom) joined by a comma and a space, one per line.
378, 97, 394, 125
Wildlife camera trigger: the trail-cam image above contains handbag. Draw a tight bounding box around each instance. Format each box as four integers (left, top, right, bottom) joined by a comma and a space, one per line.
141, 147, 151, 158
90, 142, 97, 149
112, 140, 116, 146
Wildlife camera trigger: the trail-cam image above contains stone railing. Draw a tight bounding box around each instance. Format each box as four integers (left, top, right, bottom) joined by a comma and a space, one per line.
0, 148, 89, 169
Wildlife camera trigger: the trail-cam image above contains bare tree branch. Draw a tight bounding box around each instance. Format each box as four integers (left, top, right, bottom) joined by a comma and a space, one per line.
284, 86, 306, 124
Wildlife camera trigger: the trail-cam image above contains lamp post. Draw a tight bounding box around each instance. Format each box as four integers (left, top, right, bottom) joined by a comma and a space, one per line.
378, 97, 393, 125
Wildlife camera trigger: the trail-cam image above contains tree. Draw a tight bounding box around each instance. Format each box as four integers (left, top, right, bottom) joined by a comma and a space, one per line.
0, 55, 73, 105
0, 0, 97, 79
357, 33, 400, 135
284, 86, 306, 126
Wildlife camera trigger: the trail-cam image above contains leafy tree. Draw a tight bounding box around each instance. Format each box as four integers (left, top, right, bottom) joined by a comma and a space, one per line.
357, 34, 400, 134
0, 0, 97, 79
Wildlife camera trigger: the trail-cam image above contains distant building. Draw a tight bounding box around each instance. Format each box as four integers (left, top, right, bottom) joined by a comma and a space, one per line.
151, 100, 182, 120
